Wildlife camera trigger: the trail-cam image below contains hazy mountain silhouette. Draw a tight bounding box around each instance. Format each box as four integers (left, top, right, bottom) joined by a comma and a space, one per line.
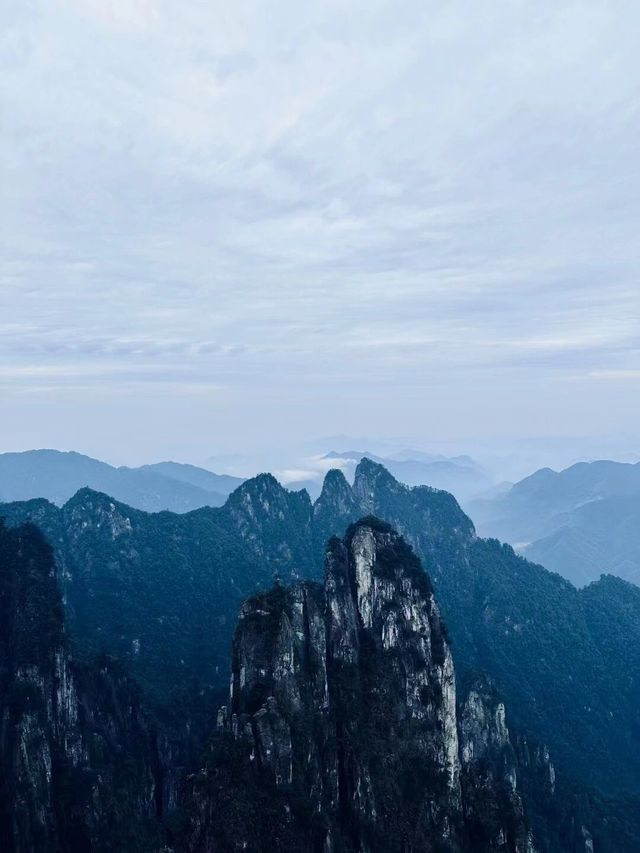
470, 460, 640, 585
0, 449, 242, 513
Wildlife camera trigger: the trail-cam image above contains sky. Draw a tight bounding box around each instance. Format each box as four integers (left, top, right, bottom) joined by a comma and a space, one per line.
1, 0, 639, 468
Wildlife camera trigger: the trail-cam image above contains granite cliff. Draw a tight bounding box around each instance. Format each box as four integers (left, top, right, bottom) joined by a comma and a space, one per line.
0, 519, 176, 853
3, 462, 640, 849
188, 519, 534, 853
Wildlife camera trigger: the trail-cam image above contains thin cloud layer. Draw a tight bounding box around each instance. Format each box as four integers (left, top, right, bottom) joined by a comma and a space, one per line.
1, 0, 639, 462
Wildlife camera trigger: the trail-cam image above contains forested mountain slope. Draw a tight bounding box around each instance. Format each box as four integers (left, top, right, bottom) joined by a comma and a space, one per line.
3, 459, 640, 800
6, 516, 633, 851
471, 460, 640, 585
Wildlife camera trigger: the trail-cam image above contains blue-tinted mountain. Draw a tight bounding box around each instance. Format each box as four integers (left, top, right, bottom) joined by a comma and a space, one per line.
471, 460, 640, 585
0, 449, 235, 513
137, 460, 243, 495
521, 495, 640, 586
322, 449, 491, 501
4, 464, 640, 849
3, 459, 640, 802
7, 515, 626, 851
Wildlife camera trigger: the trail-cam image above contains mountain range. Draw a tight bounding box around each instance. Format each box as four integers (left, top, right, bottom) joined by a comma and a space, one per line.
2, 458, 639, 807
0, 449, 243, 513
1, 510, 629, 852
471, 460, 640, 585
285, 449, 492, 501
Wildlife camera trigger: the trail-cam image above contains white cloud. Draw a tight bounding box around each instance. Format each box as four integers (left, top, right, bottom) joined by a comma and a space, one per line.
69, 0, 161, 32
1, 0, 639, 459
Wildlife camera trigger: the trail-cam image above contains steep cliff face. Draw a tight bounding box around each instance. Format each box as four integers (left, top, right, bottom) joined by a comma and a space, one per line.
0, 519, 77, 852
315, 463, 639, 801
0, 520, 174, 853
458, 676, 534, 852
3, 463, 638, 804
200, 519, 533, 853
5, 462, 640, 844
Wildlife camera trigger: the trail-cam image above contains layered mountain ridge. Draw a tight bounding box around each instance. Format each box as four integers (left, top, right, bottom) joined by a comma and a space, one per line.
2, 460, 640, 813
0, 449, 243, 513
470, 460, 640, 585
0, 515, 550, 852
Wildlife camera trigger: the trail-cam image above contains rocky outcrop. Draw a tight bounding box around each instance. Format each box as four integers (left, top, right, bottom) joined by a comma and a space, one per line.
203, 518, 533, 852
459, 676, 534, 852
0, 504, 617, 851
221, 473, 315, 580
0, 520, 175, 853
3, 460, 637, 814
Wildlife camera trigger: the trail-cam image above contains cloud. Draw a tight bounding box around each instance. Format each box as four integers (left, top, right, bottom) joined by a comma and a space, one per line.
69, 0, 161, 32
1, 0, 639, 460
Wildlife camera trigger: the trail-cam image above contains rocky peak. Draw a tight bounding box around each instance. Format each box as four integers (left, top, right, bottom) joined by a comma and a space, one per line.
315, 468, 355, 512
222, 473, 314, 580
352, 457, 402, 512
212, 519, 532, 852
224, 473, 313, 526
62, 487, 134, 541
62, 486, 118, 512
312, 469, 361, 565
348, 459, 475, 555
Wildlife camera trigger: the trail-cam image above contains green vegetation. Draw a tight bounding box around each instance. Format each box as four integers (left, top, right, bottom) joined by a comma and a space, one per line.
3, 458, 640, 848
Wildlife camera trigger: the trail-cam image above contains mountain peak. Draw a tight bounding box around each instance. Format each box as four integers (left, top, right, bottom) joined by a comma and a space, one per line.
240, 471, 282, 491
62, 488, 136, 539
228, 472, 312, 509
63, 486, 125, 510
344, 513, 395, 539
353, 456, 402, 509
318, 467, 351, 498
210, 520, 532, 851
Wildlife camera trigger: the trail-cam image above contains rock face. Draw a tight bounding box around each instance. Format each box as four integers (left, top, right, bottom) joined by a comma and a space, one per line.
458, 676, 533, 852
0, 519, 174, 853
0, 510, 629, 851
203, 519, 533, 853
5, 463, 640, 849
4, 460, 640, 807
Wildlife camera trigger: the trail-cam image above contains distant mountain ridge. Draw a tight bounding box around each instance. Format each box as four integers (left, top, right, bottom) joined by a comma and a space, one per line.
0, 449, 243, 513
318, 448, 491, 500
471, 459, 640, 585
138, 460, 243, 495
0, 447, 490, 513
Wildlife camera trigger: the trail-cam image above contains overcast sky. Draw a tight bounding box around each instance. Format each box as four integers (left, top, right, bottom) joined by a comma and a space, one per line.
1, 0, 639, 466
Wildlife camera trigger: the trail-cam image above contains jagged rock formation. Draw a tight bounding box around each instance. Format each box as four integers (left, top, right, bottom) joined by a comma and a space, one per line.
4, 461, 640, 848
0, 519, 175, 853
458, 676, 533, 852
195, 519, 534, 853
1, 508, 637, 851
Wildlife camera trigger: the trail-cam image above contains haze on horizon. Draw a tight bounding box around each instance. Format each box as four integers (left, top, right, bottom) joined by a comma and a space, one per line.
1, 0, 639, 467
